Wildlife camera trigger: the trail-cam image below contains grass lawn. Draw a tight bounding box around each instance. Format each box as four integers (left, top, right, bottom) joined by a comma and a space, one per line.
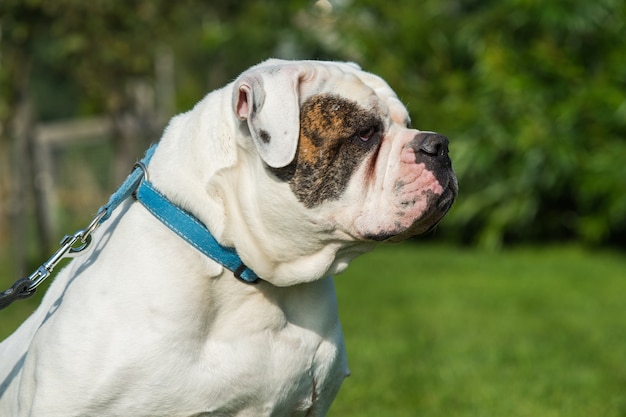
330, 243, 626, 417
1, 243, 625, 416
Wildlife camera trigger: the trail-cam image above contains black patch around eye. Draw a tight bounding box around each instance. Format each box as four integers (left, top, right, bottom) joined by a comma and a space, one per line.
270, 160, 296, 182
271, 94, 385, 207
357, 126, 376, 141
353, 123, 383, 145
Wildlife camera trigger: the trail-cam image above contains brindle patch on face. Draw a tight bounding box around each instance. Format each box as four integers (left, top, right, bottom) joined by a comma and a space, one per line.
272, 94, 383, 208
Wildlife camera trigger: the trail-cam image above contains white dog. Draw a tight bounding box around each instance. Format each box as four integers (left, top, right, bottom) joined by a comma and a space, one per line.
0, 59, 457, 416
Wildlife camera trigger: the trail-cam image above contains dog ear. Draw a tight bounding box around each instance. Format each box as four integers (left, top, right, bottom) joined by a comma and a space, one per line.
233, 65, 304, 169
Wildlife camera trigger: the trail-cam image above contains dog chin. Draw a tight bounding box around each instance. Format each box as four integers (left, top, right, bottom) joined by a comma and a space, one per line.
360, 191, 455, 243
362, 222, 434, 243
384, 219, 441, 243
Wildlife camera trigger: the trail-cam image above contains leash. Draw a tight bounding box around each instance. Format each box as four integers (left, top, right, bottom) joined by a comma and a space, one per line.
0, 144, 258, 311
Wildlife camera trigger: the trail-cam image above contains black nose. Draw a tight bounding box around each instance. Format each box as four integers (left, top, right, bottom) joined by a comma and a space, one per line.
414, 132, 449, 158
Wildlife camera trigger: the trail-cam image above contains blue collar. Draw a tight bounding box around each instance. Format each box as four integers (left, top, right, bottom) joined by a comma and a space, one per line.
96, 144, 260, 284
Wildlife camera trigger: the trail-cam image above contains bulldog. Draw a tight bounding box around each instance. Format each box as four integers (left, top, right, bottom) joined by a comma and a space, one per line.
0, 59, 457, 416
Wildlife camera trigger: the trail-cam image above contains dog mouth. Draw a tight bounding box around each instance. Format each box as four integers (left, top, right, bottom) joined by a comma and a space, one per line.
380, 133, 457, 242
360, 175, 457, 243
386, 184, 456, 242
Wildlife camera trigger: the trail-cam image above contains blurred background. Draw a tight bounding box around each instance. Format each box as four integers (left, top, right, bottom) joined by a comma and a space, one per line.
1, 1, 625, 416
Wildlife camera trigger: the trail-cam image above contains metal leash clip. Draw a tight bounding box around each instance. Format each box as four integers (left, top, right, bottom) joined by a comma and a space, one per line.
0, 208, 107, 310
1, 145, 156, 311
25, 208, 107, 292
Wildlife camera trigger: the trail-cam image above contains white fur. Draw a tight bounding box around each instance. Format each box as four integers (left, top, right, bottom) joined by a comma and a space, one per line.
0, 59, 454, 416
0, 201, 348, 416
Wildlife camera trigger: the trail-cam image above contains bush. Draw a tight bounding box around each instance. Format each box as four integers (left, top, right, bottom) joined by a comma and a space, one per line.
338, 0, 626, 247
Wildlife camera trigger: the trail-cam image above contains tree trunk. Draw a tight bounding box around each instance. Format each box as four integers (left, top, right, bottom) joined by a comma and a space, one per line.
8, 94, 34, 276
27, 128, 56, 256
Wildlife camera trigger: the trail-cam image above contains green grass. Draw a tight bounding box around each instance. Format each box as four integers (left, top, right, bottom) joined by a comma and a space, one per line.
2, 244, 625, 416
330, 244, 626, 417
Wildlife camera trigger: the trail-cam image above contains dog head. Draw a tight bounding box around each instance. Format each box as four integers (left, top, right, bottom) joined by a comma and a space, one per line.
233, 59, 457, 248
146, 59, 460, 286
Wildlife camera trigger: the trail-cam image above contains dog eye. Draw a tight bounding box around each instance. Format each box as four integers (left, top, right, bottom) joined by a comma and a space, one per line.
357, 126, 376, 142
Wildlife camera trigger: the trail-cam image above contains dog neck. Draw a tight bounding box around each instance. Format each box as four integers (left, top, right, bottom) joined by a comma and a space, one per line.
145, 86, 375, 287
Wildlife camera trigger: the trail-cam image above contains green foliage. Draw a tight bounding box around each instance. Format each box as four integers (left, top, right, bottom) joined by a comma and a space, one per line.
1, 0, 624, 247
332, 0, 626, 248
